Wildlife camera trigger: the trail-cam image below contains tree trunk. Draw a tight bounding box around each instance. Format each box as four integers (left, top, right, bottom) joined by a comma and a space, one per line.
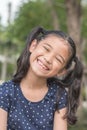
47, 0, 60, 29
65, 0, 86, 120
65, 0, 82, 58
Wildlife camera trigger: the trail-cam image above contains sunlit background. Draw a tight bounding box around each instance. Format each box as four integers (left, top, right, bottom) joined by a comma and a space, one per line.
0, 0, 87, 130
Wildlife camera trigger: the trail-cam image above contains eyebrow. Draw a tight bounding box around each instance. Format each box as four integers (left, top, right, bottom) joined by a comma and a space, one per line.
44, 43, 65, 63
44, 43, 53, 49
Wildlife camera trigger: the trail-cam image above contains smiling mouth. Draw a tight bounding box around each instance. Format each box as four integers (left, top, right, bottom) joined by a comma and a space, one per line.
37, 59, 49, 71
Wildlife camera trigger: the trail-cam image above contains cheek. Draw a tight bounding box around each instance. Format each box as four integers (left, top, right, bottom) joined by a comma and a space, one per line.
53, 61, 65, 74
52, 62, 60, 72
29, 48, 44, 63
34, 45, 44, 54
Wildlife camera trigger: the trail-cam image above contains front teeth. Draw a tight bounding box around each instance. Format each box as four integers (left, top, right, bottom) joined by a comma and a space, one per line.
38, 60, 49, 70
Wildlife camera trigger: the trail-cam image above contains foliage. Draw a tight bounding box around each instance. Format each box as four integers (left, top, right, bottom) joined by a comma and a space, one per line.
53, 0, 67, 30
82, 5, 87, 38
83, 41, 87, 62
69, 125, 87, 130
11, 0, 52, 41
0, 0, 87, 79
10, 0, 67, 42
69, 108, 87, 130
81, 3, 87, 62
6, 63, 16, 80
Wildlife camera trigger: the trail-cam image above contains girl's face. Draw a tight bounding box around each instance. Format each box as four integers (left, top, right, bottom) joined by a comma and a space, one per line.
29, 35, 70, 78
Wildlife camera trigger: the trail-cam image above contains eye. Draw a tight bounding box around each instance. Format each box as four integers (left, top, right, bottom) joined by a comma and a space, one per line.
43, 46, 50, 51
55, 57, 63, 64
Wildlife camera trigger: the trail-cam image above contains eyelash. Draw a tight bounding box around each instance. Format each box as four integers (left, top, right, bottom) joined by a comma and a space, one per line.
43, 46, 50, 51
55, 57, 62, 64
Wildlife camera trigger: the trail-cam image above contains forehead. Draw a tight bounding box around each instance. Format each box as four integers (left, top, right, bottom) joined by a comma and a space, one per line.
40, 35, 69, 51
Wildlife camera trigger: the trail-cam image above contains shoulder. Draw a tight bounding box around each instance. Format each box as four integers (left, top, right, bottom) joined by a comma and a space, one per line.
47, 78, 68, 108
0, 80, 17, 96
0, 80, 18, 111
48, 78, 67, 95
0, 80, 14, 88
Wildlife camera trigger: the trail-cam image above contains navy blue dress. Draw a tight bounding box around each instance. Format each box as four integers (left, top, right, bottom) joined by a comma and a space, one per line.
0, 80, 67, 130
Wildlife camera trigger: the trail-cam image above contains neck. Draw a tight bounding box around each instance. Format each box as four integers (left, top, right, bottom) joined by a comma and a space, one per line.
21, 69, 47, 89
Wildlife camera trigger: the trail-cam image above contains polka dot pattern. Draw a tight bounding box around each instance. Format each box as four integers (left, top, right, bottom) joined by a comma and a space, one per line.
0, 80, 67, 130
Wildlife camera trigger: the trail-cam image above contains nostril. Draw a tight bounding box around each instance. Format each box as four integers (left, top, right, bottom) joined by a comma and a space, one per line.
44, 57, 52, 64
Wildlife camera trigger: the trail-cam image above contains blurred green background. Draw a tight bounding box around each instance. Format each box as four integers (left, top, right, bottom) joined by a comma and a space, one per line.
0, 0, 87, 129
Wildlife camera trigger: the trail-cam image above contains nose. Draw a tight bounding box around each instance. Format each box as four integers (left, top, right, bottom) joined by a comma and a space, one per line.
44, 55, 53, 64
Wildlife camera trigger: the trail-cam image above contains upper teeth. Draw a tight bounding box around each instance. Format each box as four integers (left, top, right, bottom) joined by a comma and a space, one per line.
38, 60, 48, 70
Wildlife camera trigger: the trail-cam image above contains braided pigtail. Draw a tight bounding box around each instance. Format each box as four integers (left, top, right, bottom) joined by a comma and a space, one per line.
13, 26, 45, 83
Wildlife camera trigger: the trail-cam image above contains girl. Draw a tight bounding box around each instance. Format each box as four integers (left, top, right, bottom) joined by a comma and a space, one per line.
0, 26, 83, 130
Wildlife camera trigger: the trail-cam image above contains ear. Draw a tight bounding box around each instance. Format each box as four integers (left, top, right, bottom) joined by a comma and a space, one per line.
29, 39, 38, 53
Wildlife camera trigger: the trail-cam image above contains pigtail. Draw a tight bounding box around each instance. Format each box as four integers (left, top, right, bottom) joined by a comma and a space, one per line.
13, 26, 45, 83
66, 57, 83, 125
26, 26, 45, 46
54, 57, 83, 125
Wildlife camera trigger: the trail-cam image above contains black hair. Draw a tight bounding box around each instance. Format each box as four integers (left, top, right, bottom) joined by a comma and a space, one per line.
12, 26, 83, 125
